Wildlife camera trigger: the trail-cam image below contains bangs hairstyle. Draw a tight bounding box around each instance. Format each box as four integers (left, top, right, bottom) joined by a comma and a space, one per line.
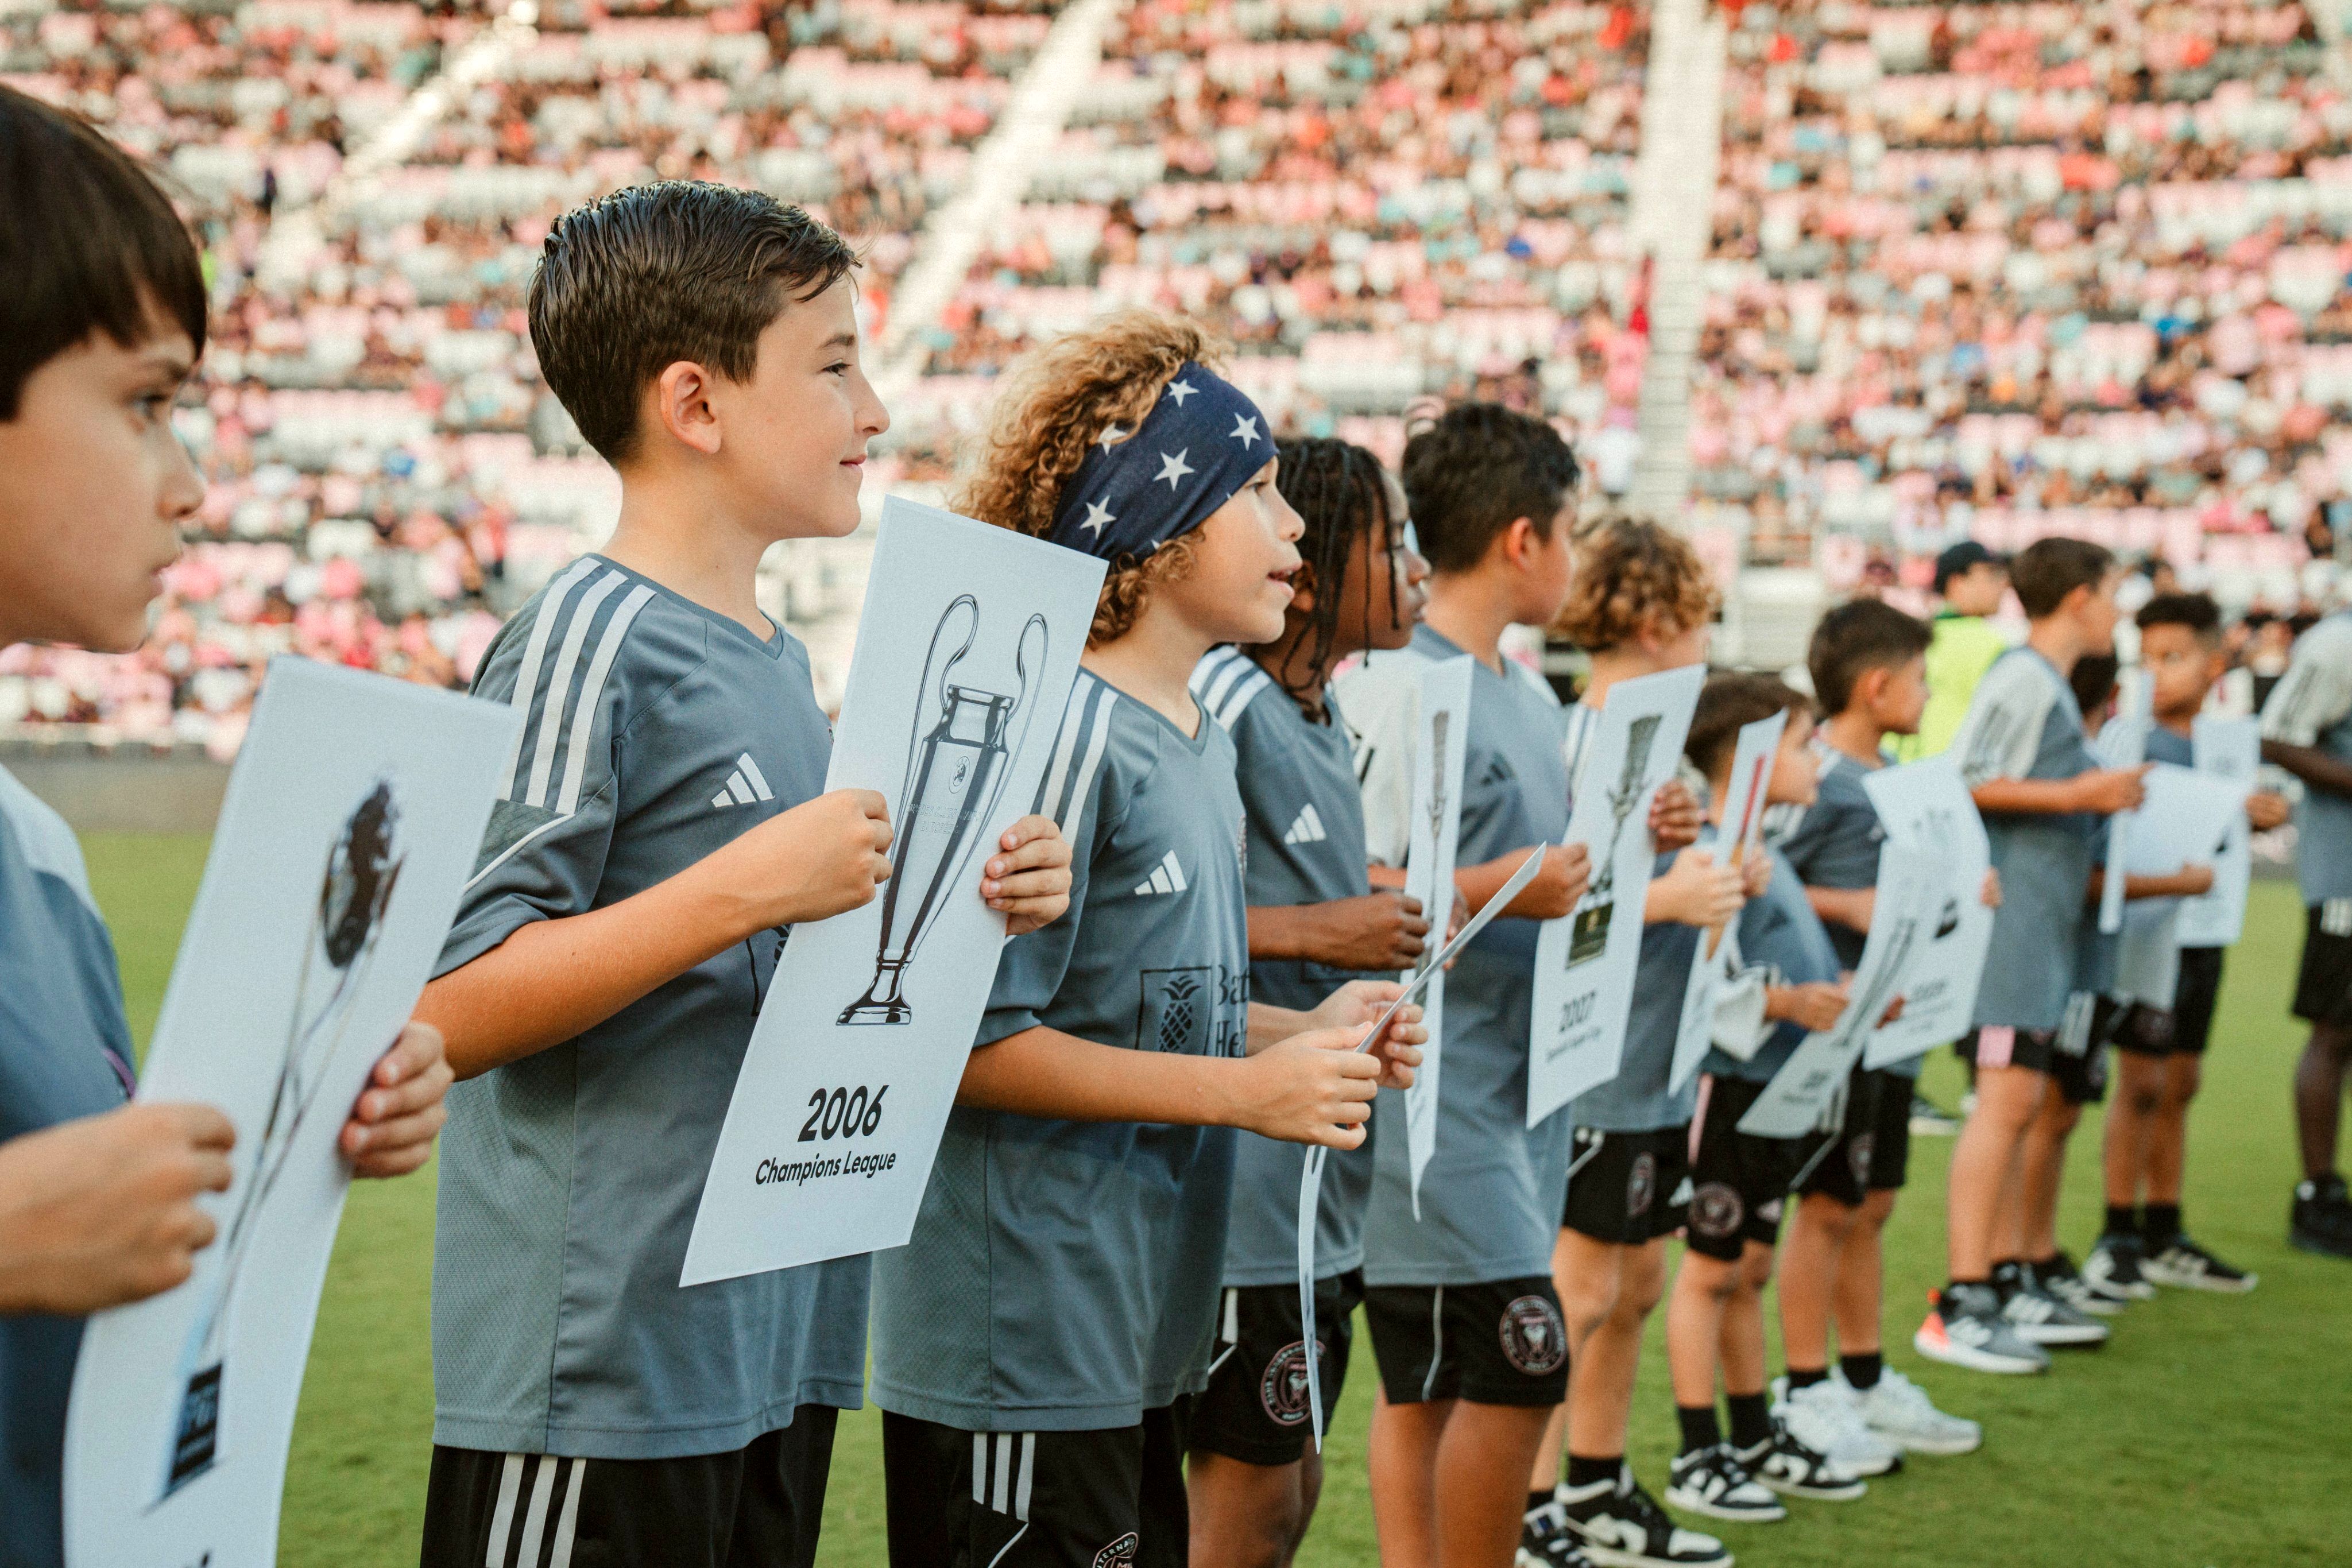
1685, 672, 1808, 781
1808, 598, 1931, 717
528, 181, 858, 464
1, 85, 207, 420
2008, 536, 2115, 619
1399, 402, 1579, 574
958, 310, 1228, 646
1267, 436, 1400, 701
1554, 517, 1718, 652
2136, 590, 2222, 643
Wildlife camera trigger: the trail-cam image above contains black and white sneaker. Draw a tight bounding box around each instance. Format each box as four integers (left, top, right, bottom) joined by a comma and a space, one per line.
1993, 1262, 2109, 1347
2142, 1236, 2258, 1292
1665, 1443, 1786, 1523
1914, 1283, 2049, 1375
1555, 1469, 1731, 1567
2289, 1176, 2352, 1260
2032, 1252, 2122, 1317
2082, 1232, 2157, 1302
1519, 1500, 1597, 1567
1736, 1419, 1868, 1501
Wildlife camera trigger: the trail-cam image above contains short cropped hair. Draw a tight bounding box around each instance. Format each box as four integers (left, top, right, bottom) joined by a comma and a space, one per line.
1399, 403, 1580, 574
1686, 672, 1807, 780
2071, 651, 2121, 719
2136, 590, 2222, 644
1, 85, 207, 419
2008, 536, 2115, 620
1808, 598, 1932, 717
1553, 517, 1718, 653
528, 181, 858, 463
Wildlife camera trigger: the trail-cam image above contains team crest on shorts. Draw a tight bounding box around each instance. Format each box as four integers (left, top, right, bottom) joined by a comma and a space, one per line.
1094, 1531, 1140, 1568
1690, 1182, 1744, 1240
1260, 1339, 1320, 1426
1847, 1131, 1876, 1188
1626, 1152, 1657, 1218
1498, 1295, 1568, 1376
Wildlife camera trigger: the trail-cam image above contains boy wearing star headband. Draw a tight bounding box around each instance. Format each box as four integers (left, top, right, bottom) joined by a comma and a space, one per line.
869, 313, 1425, 1568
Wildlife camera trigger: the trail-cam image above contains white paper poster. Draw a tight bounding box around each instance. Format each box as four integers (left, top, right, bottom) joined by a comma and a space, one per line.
1396, 655, 1473, 1213
2121, 763, 2247, 875
2097, 669, 2154, 934
1740, 843, 1939, 1137
64, 659, 517, 1568
1529, 664, 1704, 1126
1861, 757, 1996, 1067
1670, 710, 1786, 1093
681, 499, 1102, 1285
2177, 717, 2261, 947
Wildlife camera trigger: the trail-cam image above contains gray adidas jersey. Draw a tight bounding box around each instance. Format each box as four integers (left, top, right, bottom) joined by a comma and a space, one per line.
1, 768, 136, 1568
430, 556, 868, 1461
870, 669, 1251, 1431
1775, 749, 1924, 1080
1953, 647, 2100, 1031
1192, 646, 1376, 1286
2261, 611, 2352, 904
1357, 625, 1575, 1287
1707, 845, 1843, 1083
1575, 839, 1704, 1132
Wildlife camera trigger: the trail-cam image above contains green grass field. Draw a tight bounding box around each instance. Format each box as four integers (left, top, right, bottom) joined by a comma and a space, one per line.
84, 834, 2345, 1567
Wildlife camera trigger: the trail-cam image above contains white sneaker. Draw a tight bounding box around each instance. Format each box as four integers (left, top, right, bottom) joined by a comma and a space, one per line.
1770, 1377, 1904, 1477
1840, 1368, 1983, 1455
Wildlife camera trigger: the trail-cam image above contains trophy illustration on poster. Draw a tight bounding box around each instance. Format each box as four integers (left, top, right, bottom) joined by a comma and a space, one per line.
1567, 714, 1661, 966
1414, 710, 1451, 978
842, 595, 1047, 1024
160, 780, 405, 1500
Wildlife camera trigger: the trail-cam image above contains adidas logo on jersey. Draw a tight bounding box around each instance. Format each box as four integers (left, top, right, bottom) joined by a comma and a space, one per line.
1283, 804, 1328, 846
710, 752, 775, 810
1135, 849, 1189, 897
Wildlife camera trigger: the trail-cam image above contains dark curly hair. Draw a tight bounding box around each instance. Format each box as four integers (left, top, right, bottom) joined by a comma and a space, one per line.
1553, 517, 1718, 652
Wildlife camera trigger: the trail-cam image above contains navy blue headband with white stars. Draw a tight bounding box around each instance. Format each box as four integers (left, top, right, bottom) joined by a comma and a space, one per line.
1047, 362, 1272, 560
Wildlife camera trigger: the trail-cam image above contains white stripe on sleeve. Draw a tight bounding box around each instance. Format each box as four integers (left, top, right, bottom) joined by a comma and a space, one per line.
554, 584, 654, 815
498, 558, 600, 800
525, 569, 625, 808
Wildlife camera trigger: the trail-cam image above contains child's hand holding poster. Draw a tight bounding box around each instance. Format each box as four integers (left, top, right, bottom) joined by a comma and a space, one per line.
1670, 710, 1786, 1093
1861, 757, 1996, 1067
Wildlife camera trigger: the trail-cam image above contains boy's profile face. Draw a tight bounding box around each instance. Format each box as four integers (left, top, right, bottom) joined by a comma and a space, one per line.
697, 277, 887, 541
1765, 710, 1820, 807
0, 318, 202, 652
2075, 569, 2123, 653
2140, 623, 2222, 719
1866, 652, 1929, 735
1506, 495, 1576, 626
1946, 561, 2006, 617
1166, 456, 1305, 647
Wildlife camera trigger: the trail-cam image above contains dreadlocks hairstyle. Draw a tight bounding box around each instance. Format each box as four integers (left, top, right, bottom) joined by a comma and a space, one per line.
1266, 436, 1401, 706
957, 309, 1227, 646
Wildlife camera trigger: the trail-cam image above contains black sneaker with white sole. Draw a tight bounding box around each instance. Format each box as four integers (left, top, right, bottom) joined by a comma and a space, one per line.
1992, 1261, 2109, 1347
1556, 1469, 1731, 1568
1736, 1419, 1868, 1501
1665, 1443, 1786, 1523
2289, 1176, 2352, 1260
2142, 1236, 2258, 1292
1519, 1500, 1596, 1568
2082, 1232, 2157, 1302
2030, 1252, 2121, 1317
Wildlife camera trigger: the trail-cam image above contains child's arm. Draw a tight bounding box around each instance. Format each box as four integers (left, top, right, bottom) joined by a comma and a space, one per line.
1250, 891, 1429, 972
2261, 740, 2352, 802
2259, 626, 2352, 799
2246, 789, 2292, 831
1970, 766, 2148, 818
1765, 979, 1850, 1033
1805, 885, 1874, 934
1456, 841, 1591, 920
1645, 846, 1743, 927
2085, 864, 2216, 904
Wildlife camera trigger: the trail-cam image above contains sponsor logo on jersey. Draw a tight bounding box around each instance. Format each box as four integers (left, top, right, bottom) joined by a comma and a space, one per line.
1260, 1339, 1320, 1426
1283, 803, 1328, 845
1134, 848, 1189, 896
1498, 1294, 1568, 1376
709, 752, 775, 810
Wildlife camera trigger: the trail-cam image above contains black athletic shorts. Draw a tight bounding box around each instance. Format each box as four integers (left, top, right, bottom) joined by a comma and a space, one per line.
420, 1405, 838, 1568
1186, 1270, 1364, 1467
1955, 1017, 2109, 1105
2161, 944, 2226, 1056
1798, 1067, 1912, 1206
2293, 900, 2352, 1027
1684, 1075, 1802, 1261
1363, 1276, 1570, 1407
881, 1406, 1187, 1568
1561, 1125, 1692, 1245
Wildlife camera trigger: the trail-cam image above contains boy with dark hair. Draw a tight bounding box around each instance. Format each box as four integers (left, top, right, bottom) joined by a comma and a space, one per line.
1351, 402, 1598, 1568
1771, 599, 1984, 1465
870, 316, 1423, 1568
1918, 537, 2148, 1375
0, 84, 452, 1568
2259, 602, 2352, 1259
1665, 676, 1869, 1515
2090, 594, 2288, 1294
412, 182, 1080, 1567
1183, 437, 1432, 1567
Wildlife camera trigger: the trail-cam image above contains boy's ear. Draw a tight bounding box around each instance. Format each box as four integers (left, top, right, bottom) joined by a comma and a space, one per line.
651, 360, 724, 457
1499, 515, 1538, 570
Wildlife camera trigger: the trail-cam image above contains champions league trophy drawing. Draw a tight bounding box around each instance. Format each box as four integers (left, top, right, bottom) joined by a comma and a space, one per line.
1567, 714, 1662, 967
160, 781, 404, 1501
842, 595, 1046, 1024
1413, 710, 1452, 978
